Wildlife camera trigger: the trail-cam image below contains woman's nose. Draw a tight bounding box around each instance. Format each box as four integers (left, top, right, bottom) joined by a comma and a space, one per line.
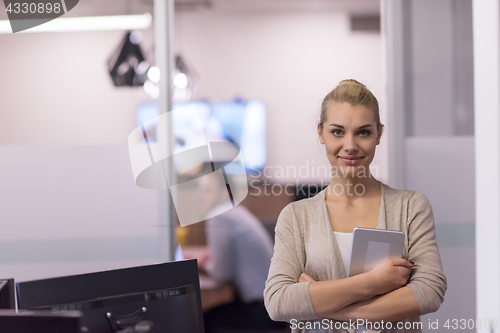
343, 134, 358, 153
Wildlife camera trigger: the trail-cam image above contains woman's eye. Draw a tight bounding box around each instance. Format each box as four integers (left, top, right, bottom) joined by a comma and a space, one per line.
359, 130, 371, 136
331, 129, 343, 136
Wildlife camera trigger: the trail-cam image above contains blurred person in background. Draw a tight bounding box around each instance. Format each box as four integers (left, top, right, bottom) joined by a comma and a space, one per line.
197, 171, 287, 333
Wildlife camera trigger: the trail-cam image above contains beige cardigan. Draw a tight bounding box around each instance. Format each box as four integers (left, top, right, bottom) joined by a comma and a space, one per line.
264, 182, 447, 333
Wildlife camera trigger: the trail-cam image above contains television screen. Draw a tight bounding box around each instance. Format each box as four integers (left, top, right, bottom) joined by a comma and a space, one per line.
17, 260, 204, 333
136, 100, 267, 174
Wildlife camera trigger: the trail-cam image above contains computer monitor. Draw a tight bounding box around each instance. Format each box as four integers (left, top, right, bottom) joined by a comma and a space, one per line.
17, 260, 204, 333
0, 279, 15, 309
0, 310, 82, 333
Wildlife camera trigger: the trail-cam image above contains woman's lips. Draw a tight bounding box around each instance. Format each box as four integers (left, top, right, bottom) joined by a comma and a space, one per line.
339, 156, 363, 165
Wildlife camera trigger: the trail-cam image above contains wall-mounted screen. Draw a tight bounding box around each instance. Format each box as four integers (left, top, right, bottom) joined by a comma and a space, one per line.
136, 100, 267, 173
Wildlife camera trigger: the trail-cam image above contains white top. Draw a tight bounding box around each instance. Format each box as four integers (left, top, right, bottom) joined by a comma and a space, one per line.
333, 231, 366, 333
204, 204, 274, 302
332, 231, 353, 274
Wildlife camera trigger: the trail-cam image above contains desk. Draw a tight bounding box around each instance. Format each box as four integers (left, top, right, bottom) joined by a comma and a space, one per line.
199, 274, 235, 312
184, 246, 236, 312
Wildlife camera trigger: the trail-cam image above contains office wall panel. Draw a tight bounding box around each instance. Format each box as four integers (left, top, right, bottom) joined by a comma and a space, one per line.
0, 146, 162, 282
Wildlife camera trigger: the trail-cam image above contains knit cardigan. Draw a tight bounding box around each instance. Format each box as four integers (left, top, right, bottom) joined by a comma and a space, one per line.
264, 182, 447, 333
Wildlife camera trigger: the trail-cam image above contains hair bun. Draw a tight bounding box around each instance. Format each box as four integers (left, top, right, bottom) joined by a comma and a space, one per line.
318, 79, 382, 131
339, 79, 366, 88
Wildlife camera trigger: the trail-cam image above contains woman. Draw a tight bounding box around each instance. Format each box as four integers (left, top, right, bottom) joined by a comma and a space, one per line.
264, 79, 446, 333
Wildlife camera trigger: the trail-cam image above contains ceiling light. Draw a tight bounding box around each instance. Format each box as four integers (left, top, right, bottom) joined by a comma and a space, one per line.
148, 67, 161, 83
174, 73, 188, 89
143, 80, 160, 99
0, 13, 152, 34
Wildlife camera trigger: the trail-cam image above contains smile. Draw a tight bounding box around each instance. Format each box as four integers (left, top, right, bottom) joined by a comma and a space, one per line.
339, 156, 363, 165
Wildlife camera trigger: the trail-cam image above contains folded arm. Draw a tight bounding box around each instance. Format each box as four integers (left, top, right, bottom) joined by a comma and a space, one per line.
330, 286, 420, 322
306, 259, 415, 319
264, 207, 413, 322
265, 191, 446, 323
305, 191, 446, 321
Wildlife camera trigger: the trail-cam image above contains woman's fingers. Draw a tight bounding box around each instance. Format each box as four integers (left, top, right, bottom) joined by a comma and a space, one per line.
366, 259, 415, 295
389, 260, 414, 283
389, 259, 415, 268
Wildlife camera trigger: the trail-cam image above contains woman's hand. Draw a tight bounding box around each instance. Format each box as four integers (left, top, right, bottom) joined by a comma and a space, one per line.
366, 259, 414, 295
299, 272, 316, 283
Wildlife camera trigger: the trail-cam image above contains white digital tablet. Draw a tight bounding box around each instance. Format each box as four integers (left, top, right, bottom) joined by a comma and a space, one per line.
348, 227, 405, 277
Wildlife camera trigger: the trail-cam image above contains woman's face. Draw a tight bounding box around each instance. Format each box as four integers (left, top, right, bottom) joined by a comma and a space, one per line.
318, 102, 382, 177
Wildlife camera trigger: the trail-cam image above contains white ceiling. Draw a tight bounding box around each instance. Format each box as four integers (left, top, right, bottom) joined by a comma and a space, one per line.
0, 0, 380, 20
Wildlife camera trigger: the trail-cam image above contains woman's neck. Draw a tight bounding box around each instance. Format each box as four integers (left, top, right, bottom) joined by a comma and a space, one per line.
326, 175, 380, 201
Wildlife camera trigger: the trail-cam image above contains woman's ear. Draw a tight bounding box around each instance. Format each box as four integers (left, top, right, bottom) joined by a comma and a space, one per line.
376, 124, 384, 145
318, 123, 325, 144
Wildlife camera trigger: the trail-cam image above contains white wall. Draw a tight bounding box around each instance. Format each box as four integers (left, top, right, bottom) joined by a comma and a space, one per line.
175, 10, 387, 184
0, 10, 387, 181
0, 146, 163, 282
0, 29, 154, 145
0, 9, 387, 281
0, 28, 163, 281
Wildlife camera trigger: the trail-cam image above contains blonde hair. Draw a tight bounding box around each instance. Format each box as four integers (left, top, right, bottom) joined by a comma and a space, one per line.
319, 79, 382, 131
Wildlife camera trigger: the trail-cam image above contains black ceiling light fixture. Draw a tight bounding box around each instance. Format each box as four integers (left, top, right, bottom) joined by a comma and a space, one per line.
107, 31, 150, 87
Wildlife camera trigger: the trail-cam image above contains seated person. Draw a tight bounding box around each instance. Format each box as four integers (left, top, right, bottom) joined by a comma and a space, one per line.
197, 172, 287, 333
